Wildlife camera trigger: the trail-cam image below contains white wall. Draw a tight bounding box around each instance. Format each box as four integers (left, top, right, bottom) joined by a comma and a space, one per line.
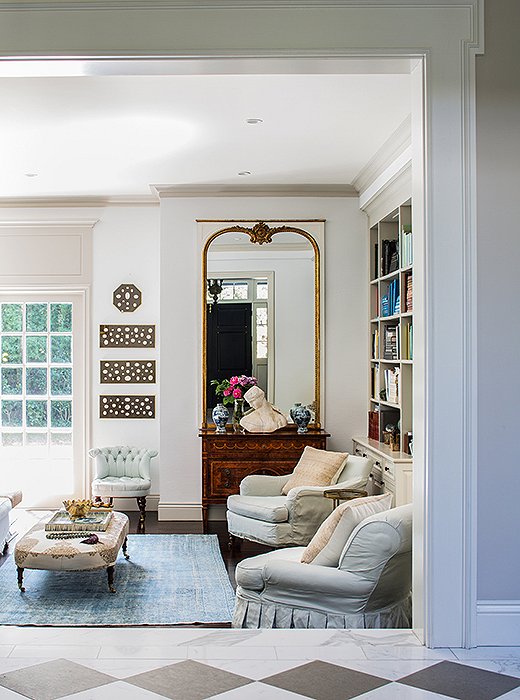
91, 206, 160, 498
475, 0, 520, 640
159, 196, 367, 520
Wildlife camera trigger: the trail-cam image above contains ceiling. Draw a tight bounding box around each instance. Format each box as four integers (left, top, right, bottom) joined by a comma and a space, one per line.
0, 61, 412, 199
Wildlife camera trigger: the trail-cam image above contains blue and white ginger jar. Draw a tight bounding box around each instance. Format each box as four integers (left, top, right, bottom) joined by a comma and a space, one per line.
292, 404, 312, 434
212, 403, 229, 433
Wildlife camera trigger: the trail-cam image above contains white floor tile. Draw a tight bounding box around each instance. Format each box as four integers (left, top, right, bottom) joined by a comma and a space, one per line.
236, 630, 337, 647
98, 645, 187, 660
331, 630, 422, 647
188, 645, 277, 660
210, 682, 307, 699
362, 645, 456, 661
59, 680, 165, 699
8, 644, 101, 659
356, 683, 453, 699
0, 647, 13, 659
0, 687, 25, 699
330, 658, 442, 681
499, 688, 520, 699
74, 658, 183, 679
0, 658, 47, 674
199, 658, 309, 680
275, 644, 367, 660
451, 646, 520, 660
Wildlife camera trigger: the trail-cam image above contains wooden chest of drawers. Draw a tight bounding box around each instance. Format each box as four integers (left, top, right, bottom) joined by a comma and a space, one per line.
199, 427, 329, 530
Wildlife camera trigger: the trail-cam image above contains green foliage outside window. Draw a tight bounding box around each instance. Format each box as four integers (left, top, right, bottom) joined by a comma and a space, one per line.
50, 336, 71, 364
1, 336, 22, 364
51, 400, 72, 428
1, 304, 22, 332
26, 304, 48, 332
26, 336, 47, 363
50, 304, 72, 332
51, 367, 72, 396
2, 400, 22, 427
26, 368, 47, 395
26, 400, 47, 427
1, 368, 22, 395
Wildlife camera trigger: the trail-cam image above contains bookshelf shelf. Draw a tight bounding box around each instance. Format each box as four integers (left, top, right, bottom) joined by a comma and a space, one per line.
358, 200, 413, 507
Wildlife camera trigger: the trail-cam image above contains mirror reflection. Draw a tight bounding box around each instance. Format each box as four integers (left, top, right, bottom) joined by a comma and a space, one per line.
205, 229, 316, 422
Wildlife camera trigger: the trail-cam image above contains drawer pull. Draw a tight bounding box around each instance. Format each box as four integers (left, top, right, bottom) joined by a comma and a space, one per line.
384, 466, 391, 472
374, 460, 381, 467
373, 478, 384, 488
223, 468, 232, 489
362, 452, 367, 458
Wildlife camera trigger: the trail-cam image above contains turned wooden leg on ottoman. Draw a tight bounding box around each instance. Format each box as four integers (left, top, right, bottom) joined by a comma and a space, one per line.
107, 565, 116, 593
17, 567, 25, 592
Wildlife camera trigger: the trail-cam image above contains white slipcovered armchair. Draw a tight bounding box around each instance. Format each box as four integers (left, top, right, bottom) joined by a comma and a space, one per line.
233, 503, 412, 629
0, 490, 22, 556
227, 454, 372, 547
89, 446, 157, 532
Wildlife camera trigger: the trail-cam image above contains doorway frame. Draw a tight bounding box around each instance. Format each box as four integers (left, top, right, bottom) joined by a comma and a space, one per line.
0, 0, 483, 648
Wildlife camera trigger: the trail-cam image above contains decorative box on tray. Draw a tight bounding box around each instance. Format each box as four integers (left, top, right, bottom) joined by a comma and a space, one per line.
45, 509, 113, 532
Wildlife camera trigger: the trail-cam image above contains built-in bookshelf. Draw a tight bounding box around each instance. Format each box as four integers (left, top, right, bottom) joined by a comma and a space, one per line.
353, 201, 413, 507
367, 201, 413, 457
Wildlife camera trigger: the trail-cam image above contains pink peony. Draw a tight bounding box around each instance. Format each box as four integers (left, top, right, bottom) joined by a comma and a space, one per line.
232, 388, 242, 398
230, 376, 239, 385
223, 388, 232, 396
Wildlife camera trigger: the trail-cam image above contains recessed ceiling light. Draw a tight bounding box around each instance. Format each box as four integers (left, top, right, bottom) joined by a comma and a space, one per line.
238, 171, 251, 176
24, 173, 38, 178
246, 118, 263, 124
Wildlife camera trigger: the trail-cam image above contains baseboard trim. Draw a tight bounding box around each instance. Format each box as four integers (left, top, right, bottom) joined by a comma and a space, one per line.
476, 600, 520, 645
112, 495, 160, 512
158, 502, 202, 521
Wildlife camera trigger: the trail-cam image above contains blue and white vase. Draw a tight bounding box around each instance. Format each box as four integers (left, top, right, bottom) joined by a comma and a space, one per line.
292, 404, 312, 434
212, 403, 229, 433
290, 402, 302, 422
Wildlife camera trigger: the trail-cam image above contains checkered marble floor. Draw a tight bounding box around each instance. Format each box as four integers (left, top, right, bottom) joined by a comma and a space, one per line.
0, 629, 519, 700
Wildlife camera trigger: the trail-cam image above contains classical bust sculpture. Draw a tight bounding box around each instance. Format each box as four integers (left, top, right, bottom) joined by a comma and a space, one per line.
240, 386, 288, 433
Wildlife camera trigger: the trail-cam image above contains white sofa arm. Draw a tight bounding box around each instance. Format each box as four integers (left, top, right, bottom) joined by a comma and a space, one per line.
328, 476, 370, 493
262, 560, 372, 611
240, 474, 291, 496
284, 487, 334, 544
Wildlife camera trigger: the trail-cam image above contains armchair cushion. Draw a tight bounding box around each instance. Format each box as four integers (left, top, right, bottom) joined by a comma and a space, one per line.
281, 447, 349, 495
301, 493, 393, 566
227, 495, 289, 523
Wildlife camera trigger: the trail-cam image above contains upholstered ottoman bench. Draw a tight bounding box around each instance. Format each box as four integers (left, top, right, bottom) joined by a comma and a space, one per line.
14, 511, 130, 593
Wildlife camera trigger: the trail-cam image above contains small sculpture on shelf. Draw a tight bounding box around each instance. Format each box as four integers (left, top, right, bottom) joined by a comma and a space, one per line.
240, 386, 288, 434
63, 499, 92, 520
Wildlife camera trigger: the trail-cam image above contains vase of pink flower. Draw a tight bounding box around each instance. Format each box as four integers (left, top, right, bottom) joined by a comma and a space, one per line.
211, 375, 257, 433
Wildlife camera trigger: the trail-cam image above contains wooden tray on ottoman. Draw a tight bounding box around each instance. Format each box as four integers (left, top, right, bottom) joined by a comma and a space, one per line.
14, 511, 130, 593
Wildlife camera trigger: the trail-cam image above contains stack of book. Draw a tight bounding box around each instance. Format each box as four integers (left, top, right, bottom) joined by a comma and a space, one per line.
381, 239, 399, 275
400, 225, 413, 267
401, 323, 414, 360
381, 279, 399, 316
371, 364, 379, 398
371, 328, 379, 358
45, 509, 113, 533
405, 272, 413, 312
368, 410, 380, 441
383, 325, 399, 360
384, 367, 400, 404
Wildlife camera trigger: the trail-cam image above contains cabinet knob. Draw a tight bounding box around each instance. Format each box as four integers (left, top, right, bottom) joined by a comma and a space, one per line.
384, 465, 391, 472
374, 460, 381, 467
362, 452, 367, 458
223, 468, 232, 489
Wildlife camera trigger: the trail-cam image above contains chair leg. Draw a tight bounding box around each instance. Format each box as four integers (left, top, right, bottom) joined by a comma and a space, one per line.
136, 496, 147, 533
2, 541, 8, 556
228, 534, 242, 552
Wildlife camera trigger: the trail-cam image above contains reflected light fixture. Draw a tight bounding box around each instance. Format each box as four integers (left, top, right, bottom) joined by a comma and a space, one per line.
207, 279, 223, 309
246, 118, 263, 124
238, 171, 251, 176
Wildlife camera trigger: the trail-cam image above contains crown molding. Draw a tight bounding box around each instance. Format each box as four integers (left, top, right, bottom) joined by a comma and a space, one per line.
152, 184, 357, 198
0, 195, 159, 208
0, 0, 475, 10
0, 219, 99, 228
353, 115, 411, 195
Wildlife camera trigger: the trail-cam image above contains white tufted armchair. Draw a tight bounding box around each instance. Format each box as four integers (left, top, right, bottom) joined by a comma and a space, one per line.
89, 446, 158, 532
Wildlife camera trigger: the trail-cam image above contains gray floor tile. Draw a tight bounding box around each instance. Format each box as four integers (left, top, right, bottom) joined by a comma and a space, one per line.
126, 659, 252, 700
262, 659, 390, 700
0, 658, 116, 700
398, 660, 520, 700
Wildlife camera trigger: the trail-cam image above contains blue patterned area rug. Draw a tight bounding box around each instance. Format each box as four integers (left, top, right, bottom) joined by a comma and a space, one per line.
0, 534, 236, 626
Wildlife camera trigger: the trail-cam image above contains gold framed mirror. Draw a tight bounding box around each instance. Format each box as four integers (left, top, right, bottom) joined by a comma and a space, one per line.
201, 220, 321, 429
